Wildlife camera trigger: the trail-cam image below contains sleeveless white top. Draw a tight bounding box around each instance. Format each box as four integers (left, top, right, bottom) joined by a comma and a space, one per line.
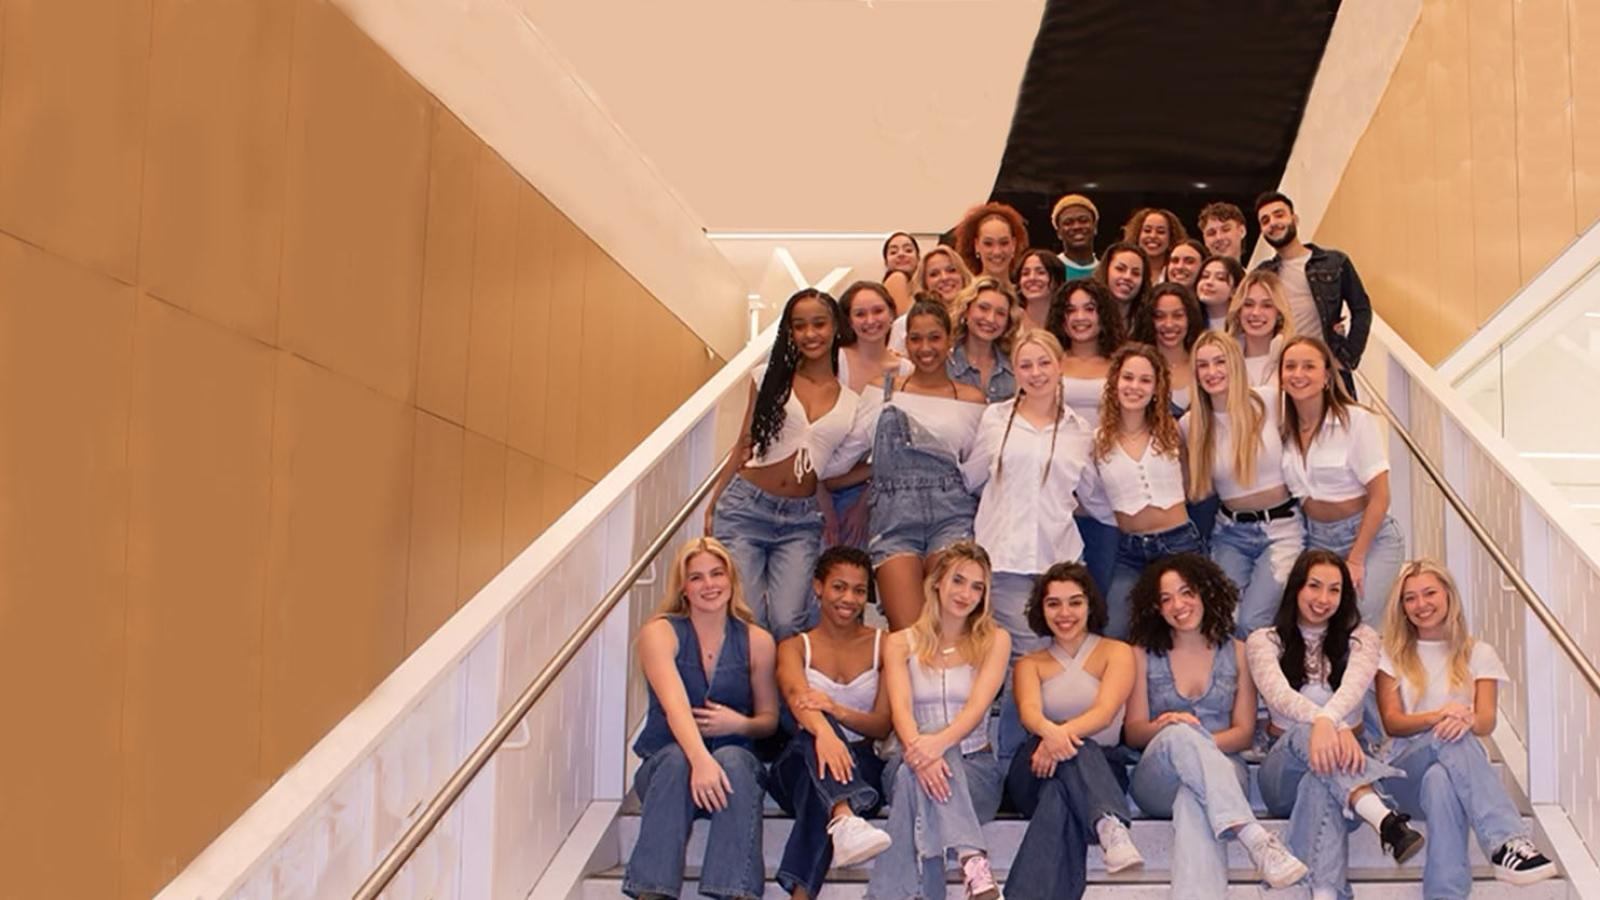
802, 630, 882, 742
745, 364, 867, 479
1061, 375, 1105, 425
1090, 440, 1186, 515
908, 654, 989, 755
1040, 635, 1124, 747
887, 391, 984, 460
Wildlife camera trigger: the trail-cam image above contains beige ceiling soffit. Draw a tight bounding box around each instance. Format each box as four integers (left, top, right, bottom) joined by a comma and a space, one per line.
1275, 0, 1422, 238
331, 0, 748, 357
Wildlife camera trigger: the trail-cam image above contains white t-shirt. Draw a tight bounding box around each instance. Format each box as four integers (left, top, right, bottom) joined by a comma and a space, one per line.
1378, 638, 1509, 714
1278, 255, 1321, 339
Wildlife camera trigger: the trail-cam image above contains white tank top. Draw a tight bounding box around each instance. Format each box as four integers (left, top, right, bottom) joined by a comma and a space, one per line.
1061, 375, 1105, 426
907, 653, 989, 755
802, 630, 882, 742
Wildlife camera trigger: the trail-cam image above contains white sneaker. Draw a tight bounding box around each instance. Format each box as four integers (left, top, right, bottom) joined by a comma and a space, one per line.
960, 854, 1002, 900
827, 814, 892, 868
1096, 816, 1144, 873
1247, 832, 1309, 889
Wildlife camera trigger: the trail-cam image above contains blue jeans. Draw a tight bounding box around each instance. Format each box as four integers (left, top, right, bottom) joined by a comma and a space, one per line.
712, 474, 822, 641
624, 743, 767, 899
1004, 737, 1133, 900
1075, 513, 1118, 600
868, 747, 1003, 900
1106, 521, 1204, 639
1210, 512, 1304, 636
1384, 733, 1528, 900
1304, 511, 1405, 628
1129, 724, 1254, 899
1258, 723, 1403, 899
767, 721, 885, 897
1187, 493, 1221, 546
991, 571, 1049, 770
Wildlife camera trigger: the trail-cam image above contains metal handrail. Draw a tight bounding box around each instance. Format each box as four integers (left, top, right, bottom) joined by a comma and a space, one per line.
1355, 370, 1600, 698
353, 451, 732, 899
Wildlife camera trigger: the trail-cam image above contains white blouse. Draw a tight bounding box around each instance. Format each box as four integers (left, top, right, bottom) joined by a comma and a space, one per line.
963, 400, 1095, 574
1181, 386, 1288, 502
745, 364, 869, 479
1085, 439, 1186, 516
1282, 405, 1389, 503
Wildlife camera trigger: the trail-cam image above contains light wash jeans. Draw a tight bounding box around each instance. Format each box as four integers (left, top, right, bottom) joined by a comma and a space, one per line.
868, 747, 1003, 900
1258, 723, 1403, 899
1129, 723, 1255, 899
991, 571, 1048, 770
1210, 512, 1304, 636
1106, 521, 1205, 640
711, 474, 822, 641
1383, 732, 1529, 900
623, 743, 767, 899
1304, 511, 1405, 629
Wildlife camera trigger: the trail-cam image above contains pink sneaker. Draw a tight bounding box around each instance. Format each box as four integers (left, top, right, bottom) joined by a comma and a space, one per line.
961, 854, 1002, 900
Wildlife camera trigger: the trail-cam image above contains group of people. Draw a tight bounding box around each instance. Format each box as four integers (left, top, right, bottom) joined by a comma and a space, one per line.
622, 193, 1558, 900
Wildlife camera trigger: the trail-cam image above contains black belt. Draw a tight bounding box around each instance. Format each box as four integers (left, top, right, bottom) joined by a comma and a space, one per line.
1221, 497, 1298, 524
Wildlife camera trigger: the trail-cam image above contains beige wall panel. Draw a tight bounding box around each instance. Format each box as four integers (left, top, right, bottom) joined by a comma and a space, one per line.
121, 296, 275, 898
0, 0, 149, 283
259, 353, 413, 777
1392, 25, 1445, 359
543, 215, 587, 474
278, 0, 430, 403
463, 150, 519, 443
0, 237, 132, 898
1571, 0, 1600, 229
507, 186, 555, 459
540, 465, 583, 532
139, 0, 293, 342
406, 410, 465, 653
1466, 0, 1521, 327
457, 429, 507, 603
1427, 0, 1477, 347
607, 281, 643, 462
415, 108, 479, 426
576, 245, 622, 482
503, 448, 548, 564
1513, 0, 1577, 281
634, 295, 675, 429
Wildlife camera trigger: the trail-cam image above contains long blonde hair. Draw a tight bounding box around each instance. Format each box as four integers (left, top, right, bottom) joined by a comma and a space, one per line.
1383, 558, 1474, 698
1094, 343, 1182, 462
1226, 269, 1296, 341
908, 540, 997, 667
952, 276, 1023, 356
997, 330, 1067, 487
653, 537, 756, 623
1187, 332, 1265, 500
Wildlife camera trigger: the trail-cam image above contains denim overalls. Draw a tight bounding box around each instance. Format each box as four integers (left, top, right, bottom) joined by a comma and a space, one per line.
866, 380, 978, 567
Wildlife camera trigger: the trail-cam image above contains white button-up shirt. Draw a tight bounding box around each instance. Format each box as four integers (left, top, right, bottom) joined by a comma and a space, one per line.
963, 399, 1095, 574
1282, 405, 1389, 503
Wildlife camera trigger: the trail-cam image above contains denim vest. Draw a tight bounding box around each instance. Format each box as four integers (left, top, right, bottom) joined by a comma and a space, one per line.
633, 614, 754, 758
947, 343, 1015, 404
1145, 641, 1238, 733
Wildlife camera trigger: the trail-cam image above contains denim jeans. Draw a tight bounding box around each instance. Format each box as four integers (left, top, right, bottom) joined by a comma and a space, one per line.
1210, 512, 1305, 636
868, 747, 1003, 900
1106, 521, 1205, 639
767, 722, 886, 896
1129, 724, 1254, 899
1188, 493, 1221, 546
1075, 513, 1118, 600
1383, 733, 1528, 900
712, 474, 822, 641
991, 571, 1048, 770
1004, 737, 1133, 900
624, 743, 767, 899
1304, 512, 1405, 628
1258, 723, 1403, 899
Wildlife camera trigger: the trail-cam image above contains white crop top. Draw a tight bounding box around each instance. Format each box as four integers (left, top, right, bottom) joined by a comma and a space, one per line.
1086, 438, 1186, 516
1185, 385, 1288, 502
1282, 405, 1389, 503
802, 630, 882, 742
745, 364, 868, 479
1061, 375, 1105, 426
887, 390, 984, 460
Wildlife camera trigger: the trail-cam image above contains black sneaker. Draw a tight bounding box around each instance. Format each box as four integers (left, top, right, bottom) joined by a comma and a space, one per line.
1380, 811, 1425, 864
1491, 837, 1559, 885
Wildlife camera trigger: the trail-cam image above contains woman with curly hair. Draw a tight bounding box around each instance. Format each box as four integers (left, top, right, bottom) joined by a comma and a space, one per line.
1014, 247, 1066, 331
1123, 553, 1308, 894
1131, 282, 1205, 416
949, 276, 1023, 404
953, 202, 1030, 285
1005, 562, 1144, 899
1092, 241, 1150, 327
705, 289, 873, 640
625, 538, 780, 900
1080, 344, 1200, 637
1122, 208, 1187, 285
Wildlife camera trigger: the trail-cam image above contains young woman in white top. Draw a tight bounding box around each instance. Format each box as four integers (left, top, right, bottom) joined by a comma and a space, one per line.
1047, 278, 1126, 599
1246, 550, 1420, 900
889, 246, 973, 353
1163, 239, 1206, 291
771, 547, 894, 898
1377, 559, 1557, 895
828, 282, 912, 549
1014, 248, 1066, 331
1228, 269, 1296, 388
1279, 335, 1404, 626
1132, 283, 1204, 415
1195, 255, 1245, 333
882, 231, 921, 315
1084, 343, 1202, 639
948, 276, 1022, 404
707, 289, 873, 640
1183, 332, 1303, 634
868, 542, 1011, 900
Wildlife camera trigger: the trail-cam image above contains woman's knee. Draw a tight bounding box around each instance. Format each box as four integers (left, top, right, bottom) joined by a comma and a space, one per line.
712, 745, 764, 787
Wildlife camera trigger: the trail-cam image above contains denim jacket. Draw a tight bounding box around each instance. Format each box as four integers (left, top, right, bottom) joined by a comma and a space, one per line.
1255, 243, 1372, 370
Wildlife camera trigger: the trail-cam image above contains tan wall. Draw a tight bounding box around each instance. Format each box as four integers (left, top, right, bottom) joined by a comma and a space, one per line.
1317, 0, 1600, 363
0, 1, 724, 897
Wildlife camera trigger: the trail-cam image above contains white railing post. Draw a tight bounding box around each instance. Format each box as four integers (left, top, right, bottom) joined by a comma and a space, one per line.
1518, 497, 1559, 804
593, 491, 640, 802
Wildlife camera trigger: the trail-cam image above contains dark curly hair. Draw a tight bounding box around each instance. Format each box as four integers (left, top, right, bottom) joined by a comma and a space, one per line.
836, 280, 895, 348
750, 288, 840, 458
1025, 561, 1108, 637
1047, 277, 1124, 358
1127, 553, 1238, 653
1133, 282, 1205, 351
814, 545, 875, 610
1273, 549, 1362, 691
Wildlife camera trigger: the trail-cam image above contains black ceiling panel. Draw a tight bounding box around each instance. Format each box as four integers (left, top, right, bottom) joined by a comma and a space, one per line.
989, 0, 1339, 262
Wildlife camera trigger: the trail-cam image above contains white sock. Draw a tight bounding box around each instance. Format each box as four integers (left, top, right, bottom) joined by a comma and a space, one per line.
1236, 822, 1272, 852
1353, 792, 1391, 832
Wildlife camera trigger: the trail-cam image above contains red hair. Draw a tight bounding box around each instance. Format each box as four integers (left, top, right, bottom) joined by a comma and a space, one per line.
953, 202, 1030, 277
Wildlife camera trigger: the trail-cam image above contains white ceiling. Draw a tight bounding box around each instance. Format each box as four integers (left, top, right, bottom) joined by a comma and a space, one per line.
512, 0, 1045, 235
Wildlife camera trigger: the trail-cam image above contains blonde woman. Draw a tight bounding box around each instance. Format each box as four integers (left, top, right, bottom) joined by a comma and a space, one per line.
890, 246, 974, 353
949, 276, 1023, 404
1227, 270, 1296, 388
1377, 560, 1557, 895
1183, 332, 1302, 634
868, 541, 1011, 900
625, 538, 780, 900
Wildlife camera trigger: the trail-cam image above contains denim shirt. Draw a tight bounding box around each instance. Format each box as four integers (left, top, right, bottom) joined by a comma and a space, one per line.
1254, 243, 1372, 370
948, 343, 1015, 404
633, 614, 754, 758
1145, 641, 1239, 733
